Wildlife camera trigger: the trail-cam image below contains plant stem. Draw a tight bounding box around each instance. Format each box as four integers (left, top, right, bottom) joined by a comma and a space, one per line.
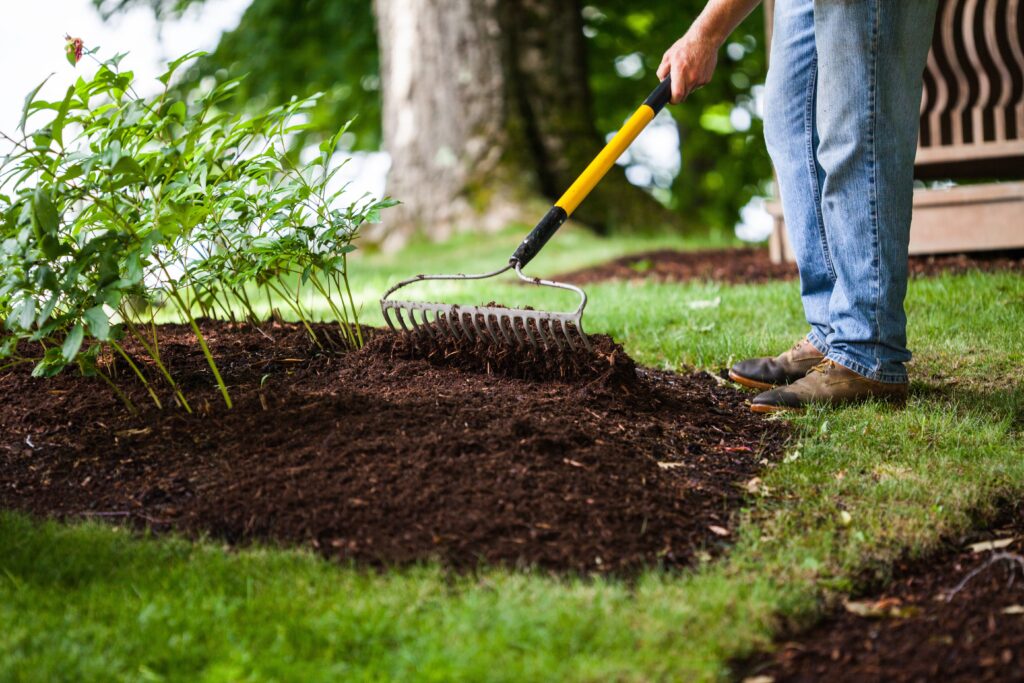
309, 274, 355, 348
109, 340, 163, 409
153, 252, 232, 409
169, 290, 233, 409
265, 280, 321, 348
90, 363, 137, 415
122, 317, 192, 413
340, 256, 363, 348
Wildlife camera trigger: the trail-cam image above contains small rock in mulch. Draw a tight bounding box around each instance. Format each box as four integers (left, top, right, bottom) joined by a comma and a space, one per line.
0, 322, 788, 575
557, 247, 1024, 286
740, 507, 1024, 682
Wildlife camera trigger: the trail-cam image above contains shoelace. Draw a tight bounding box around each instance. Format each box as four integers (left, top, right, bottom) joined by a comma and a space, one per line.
808, 359, 839, 375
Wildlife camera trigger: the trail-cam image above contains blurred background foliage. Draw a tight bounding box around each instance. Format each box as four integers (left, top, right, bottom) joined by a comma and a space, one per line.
94, 0, 771, 234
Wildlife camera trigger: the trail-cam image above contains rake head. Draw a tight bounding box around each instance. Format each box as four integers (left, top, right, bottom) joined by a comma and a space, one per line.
380, 263, 591, 351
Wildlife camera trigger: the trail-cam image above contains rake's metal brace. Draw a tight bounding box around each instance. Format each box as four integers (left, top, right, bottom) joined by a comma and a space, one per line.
381, 76, 674, 352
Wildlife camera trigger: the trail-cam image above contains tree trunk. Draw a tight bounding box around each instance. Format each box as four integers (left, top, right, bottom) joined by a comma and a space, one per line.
372, 0, 678, 247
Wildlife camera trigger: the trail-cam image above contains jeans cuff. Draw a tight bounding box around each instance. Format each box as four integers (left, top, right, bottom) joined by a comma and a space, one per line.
806, 329, 831, 356
825, 350, 908, 385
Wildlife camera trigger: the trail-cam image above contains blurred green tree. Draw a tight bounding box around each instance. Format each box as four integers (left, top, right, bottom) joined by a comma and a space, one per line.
95, 0, 770, 238
583, 2, 771, 234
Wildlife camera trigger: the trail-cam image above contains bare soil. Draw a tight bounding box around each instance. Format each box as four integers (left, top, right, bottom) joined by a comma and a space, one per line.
0, 322, 787, 575
557, 248, 1024, 286
741, 507, 1024, 682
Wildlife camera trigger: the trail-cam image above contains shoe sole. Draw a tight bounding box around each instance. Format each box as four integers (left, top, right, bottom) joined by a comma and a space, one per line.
749, 402, 802, 414
750, 394, 907, 414
727, 370, 776, 391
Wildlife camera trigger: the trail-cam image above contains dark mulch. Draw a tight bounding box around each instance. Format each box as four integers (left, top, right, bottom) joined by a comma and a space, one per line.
367, 322, 637, 386
557, 247, 1024, 286
0, 322, 787, 575
741, 507, 1024, 682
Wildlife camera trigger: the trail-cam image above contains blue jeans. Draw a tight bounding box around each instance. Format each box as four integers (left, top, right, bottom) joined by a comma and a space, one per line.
764, 0, 937, 383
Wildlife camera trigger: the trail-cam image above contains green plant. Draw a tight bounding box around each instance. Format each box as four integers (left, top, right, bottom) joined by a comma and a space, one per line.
0, 44, 393, 411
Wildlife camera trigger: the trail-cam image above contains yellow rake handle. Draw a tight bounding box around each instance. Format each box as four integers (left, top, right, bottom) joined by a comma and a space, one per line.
510, 76, 673, 267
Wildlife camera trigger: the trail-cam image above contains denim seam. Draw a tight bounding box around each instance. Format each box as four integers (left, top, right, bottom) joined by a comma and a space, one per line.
803, 55, 835, 283
866, 0, 882, 378
826, 350, 907, 385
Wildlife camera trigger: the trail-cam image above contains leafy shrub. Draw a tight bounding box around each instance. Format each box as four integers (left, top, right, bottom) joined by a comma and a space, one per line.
0, 45, 393, 412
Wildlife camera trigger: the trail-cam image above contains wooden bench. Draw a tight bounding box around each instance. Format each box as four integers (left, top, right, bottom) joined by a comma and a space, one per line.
764, 0, 1024, 263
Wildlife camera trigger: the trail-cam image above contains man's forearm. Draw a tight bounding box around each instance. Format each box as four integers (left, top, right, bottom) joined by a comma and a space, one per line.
658, 0, 762, 102
691, 0, 763, 48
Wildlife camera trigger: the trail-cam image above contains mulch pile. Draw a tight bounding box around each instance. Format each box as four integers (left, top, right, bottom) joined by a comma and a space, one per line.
743, 507, 1024, 682
0, 322, 787, 575
558, 247, 1024, 286
368, 323, 636, 386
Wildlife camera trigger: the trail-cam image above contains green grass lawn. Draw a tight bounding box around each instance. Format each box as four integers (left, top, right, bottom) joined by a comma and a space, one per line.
2, 227, 1022, 681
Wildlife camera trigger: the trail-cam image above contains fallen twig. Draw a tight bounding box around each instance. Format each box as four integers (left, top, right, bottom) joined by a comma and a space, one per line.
946, 551, 1024, 602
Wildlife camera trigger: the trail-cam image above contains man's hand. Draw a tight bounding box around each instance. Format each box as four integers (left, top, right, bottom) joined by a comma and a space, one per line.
656, 0, 762, 105
657, 33, 719, 104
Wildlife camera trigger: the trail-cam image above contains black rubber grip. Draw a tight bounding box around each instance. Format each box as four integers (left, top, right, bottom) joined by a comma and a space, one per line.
643, 75, 672, 114
510, 206, 568, 267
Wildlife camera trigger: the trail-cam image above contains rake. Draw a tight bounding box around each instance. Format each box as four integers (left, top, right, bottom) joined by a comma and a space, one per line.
381, 76, 673, 352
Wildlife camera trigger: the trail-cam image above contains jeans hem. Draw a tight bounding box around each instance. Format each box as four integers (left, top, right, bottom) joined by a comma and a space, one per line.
826, 351, 907, 385
806, 329, 830, 356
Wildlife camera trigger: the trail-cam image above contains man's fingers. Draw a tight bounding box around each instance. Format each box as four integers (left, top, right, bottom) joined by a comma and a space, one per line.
670, 61, 687, 104
656, 54, 670, 80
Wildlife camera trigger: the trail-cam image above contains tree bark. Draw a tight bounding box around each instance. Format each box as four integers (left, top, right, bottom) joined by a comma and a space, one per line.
372, 0, 678, 247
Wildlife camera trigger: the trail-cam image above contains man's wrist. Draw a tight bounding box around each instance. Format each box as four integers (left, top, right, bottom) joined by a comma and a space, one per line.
690, 15, 730, 49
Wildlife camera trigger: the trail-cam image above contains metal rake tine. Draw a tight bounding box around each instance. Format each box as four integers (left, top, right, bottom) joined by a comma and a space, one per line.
392, 306, 410, 333
437, 310, 455, 341
411, 309, 428, 339
440, 309, 462, 341
534, 317, 552, 351
407, 307, 423, 336
483, 314, 503, 345
503, 315, 525, 346
382, 307, 396, 331
463, 311, 480, 342
453, 310, 472, 341
533, 317, 548, 349
431, 309, 451, 340
424, 311, 439, 338
574, 321, 591, 350
492, 314, 513, 345
559, 319, 577, 351
471, 312, 491, 344
543, 318, 564, 350
521, 315, 539, 348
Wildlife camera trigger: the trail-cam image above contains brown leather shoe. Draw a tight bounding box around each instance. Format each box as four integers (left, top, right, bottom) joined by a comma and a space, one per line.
750, 359, 908, 413
729, 337, 825, 390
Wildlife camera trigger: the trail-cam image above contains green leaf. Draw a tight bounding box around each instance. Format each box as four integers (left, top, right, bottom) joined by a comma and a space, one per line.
20, 74, 54, 132
112, 156, 145, 180
158, 50, 207, 86
31, 189, 59, 237
83, 306, 110, 341
32, 348, 65, 378
39, 234, 67, 260
168, 101, 187, 123
35, 294, 59, 328
51, 86, 75, 147
16, 298, 35, 331
61, 323, 84, 362
60, 164, 84, 183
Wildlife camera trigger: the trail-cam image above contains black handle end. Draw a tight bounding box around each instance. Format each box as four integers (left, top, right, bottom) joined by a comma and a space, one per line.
510, 206, 568, 268
643, 75, 672, 114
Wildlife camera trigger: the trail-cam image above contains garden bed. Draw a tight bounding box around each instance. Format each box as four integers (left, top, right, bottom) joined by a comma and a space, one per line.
0, 322, 787, 575
742, 506, 1024, 682
557, 247, 1024, 285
